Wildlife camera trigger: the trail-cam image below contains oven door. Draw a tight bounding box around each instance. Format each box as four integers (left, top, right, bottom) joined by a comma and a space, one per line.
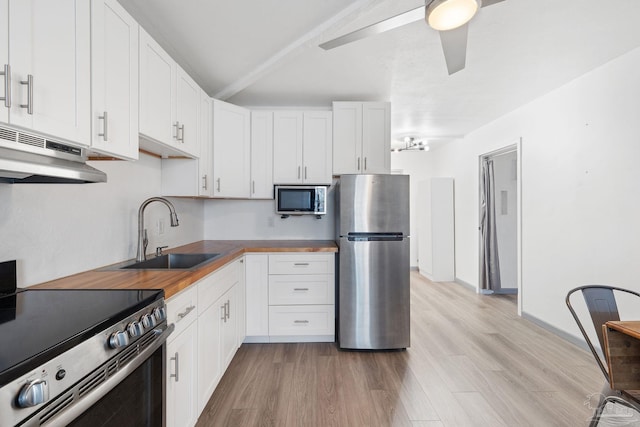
29, 324, 174, 427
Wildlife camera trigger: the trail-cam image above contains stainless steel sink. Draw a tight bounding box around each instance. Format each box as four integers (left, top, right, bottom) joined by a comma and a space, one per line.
106, 253, 223, 271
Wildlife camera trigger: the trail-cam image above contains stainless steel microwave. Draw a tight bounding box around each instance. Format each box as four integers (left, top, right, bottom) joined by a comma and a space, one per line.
275, 185, 327, 215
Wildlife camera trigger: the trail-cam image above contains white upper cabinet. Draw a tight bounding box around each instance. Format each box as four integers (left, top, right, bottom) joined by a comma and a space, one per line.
175, 66, 200, 157
139, 28, 199, 158
198, 93, 213, 197
250, 111, 274, 199
3, 0, 90, 146
273, 110, 332, 185
139, 28, 175, 149
333, 101, 390, 175
90, 0, 139, 160
212, 99, 250, 198
303, 111, 333, 184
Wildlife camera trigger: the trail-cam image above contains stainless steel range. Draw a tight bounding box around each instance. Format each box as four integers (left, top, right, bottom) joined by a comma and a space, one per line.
0, 288, 174, 427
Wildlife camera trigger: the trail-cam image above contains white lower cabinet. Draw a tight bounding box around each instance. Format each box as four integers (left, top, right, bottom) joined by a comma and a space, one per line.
166, 286, 198, 427
166, 257, 245, 427
245, 252, 335, 343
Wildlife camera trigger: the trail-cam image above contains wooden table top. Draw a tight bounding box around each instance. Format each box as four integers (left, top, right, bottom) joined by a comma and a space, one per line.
605, 321, 640, 340
31, 240, 338, 299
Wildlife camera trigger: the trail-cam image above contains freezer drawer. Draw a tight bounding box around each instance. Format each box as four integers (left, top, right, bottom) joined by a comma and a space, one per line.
339, 237, 410, 350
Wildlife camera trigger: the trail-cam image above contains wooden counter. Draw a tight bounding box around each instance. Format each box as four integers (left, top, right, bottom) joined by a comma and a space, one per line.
603, 320, 640, 390
32, 240, 337, 299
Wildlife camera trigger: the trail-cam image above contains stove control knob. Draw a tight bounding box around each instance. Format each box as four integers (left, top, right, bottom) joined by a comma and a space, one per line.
17, 379, 49, 408
108, 330, 130, 349
127, 321, 144, 338
141, 313, 157, 329
153, 306, 167, 322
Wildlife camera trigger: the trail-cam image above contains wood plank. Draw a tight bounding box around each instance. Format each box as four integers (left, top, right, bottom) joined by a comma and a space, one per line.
604, 325, 640, 390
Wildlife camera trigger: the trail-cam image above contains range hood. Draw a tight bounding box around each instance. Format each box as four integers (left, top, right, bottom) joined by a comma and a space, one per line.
0, 126, 107, 184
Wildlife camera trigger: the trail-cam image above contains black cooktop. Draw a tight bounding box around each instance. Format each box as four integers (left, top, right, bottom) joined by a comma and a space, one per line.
0, 288, 163, 387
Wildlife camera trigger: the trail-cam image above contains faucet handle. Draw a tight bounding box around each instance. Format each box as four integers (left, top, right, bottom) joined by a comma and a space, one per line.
156, 246, 169, 257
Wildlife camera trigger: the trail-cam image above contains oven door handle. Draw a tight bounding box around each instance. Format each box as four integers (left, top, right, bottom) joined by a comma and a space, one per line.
46, 323, 175, 427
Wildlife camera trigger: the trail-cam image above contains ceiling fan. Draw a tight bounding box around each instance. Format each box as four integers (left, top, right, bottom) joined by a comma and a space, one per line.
319, 0, 506, 75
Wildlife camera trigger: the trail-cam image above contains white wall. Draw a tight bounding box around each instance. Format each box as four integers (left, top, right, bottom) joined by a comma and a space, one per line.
429, 47, 640, 340
203, 184, 336, 240
0, 154, 204, 287
390, 151, 433, 267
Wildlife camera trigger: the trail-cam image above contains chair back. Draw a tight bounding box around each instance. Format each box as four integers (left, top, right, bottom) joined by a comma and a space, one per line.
566, 285, 640, 382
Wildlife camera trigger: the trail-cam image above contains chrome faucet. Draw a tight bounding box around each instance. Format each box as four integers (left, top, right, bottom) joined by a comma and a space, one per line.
136, 197, 179, 262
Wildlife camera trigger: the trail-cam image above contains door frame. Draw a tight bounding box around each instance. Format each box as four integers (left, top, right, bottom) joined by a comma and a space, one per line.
478, 138, 522, 315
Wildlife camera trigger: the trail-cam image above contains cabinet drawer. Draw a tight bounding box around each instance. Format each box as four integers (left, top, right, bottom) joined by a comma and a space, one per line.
198, 258, 242, 314
167, 286, 197, 339
268, 254, 334, 275
268, 274, 334, 305
268, 305, 335, 336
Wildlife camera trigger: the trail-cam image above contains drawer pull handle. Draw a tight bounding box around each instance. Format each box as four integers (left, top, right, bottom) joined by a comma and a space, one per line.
294, 320, 309, 324
170, 352, 179, 382
177, 305, 195, 320
293, 288, 309, 291
293, 263, 309, 266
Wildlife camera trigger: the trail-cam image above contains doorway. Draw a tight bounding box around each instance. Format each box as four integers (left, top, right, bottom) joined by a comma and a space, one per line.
479, 141, 522, 314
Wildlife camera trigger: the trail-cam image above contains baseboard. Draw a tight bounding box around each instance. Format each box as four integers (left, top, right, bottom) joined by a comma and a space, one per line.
521, 311, 590, 352
454, 277, 476, 291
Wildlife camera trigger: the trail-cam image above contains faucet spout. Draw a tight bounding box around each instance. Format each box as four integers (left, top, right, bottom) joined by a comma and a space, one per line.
136, 197, 180, 262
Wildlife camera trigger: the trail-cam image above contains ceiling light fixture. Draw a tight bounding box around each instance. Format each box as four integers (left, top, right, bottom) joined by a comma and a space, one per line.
392, 137, 430, 152
426, 0, 479, 31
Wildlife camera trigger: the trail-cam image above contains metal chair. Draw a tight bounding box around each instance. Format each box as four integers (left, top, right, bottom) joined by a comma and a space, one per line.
566, 285, 640, 426
588, 395, 640, 427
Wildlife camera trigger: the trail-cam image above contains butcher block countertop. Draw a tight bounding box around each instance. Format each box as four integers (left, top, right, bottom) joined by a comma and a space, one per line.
32, 240, 338, 299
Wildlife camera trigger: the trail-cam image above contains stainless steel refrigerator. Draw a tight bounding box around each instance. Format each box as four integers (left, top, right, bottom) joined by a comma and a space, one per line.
337, 174, 410, 350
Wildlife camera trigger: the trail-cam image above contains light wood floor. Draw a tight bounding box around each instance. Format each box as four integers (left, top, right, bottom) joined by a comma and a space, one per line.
196, 272, 604, 427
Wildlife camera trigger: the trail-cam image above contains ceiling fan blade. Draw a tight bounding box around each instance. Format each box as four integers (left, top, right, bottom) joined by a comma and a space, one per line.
319, 6, 425, 50
481, 0, 506, 7
439, 24, 468, 75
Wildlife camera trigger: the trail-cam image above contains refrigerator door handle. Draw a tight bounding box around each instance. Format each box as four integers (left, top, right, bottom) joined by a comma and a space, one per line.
347, 233, 405, 242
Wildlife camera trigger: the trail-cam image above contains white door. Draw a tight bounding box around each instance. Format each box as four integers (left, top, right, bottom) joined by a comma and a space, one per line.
0, 0, 8, 124
302, 111, 332, 184
91, 0, 138, 160
250, 111, 274, 198
273, 111, 303, 184
198, 93, 213, 197
9, 0, 90, 145
361, 102, 390, 174
139, 28, 176, 147
196, 301, 222, 412
244, 254, 269, 338
220, 285, 238, 369
175, 66, 199, 157
166, 324, 198, 427
212, 99, 250, 198
332, 102, 362, 175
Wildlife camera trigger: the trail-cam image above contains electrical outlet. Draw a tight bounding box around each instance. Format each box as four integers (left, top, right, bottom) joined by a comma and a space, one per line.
157, 218, 165, 235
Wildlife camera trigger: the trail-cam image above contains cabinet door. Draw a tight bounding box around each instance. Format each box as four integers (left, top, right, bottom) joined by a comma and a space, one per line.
212, 99, 250, 198
250, 111, 274, 199
332, 102, 362, 175
197, 299, 222, 413
245, 254, 269, 338
9, 0, 90, 145
90, 0, 138, 160
199, 93, 213, 197
175, 66, 200, 157
361, 102, 390, 174
302, 111, 332, 184
166, 324, 198, 427
220, 285, 238, 370
0, 0, 8, 124
139, 28, 176, 147
273, 111, 303, 184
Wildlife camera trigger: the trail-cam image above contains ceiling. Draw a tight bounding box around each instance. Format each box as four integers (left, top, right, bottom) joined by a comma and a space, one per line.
118, 0, 640, 149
